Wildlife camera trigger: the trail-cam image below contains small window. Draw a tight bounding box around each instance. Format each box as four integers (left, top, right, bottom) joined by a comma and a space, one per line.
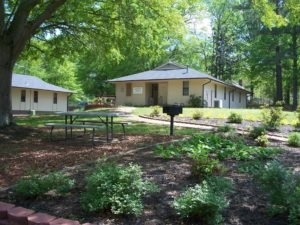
21, 90, 26, 102
126, 83, 132, 96
34, 91, 38, 103
182, 81, 189, 96
53, 93, 57, 104
224, 87, 226, 100
215, 84, 217, 98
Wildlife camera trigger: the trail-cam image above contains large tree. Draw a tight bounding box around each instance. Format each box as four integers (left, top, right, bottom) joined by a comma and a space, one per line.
0, 0, 67, 127
0, 0, 188, 127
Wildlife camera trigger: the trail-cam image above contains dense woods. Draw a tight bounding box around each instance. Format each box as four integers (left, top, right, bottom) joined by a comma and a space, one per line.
1, 0, 300, 126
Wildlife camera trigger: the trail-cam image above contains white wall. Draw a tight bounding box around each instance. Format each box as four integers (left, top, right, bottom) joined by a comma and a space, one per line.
12, 88, 70, 112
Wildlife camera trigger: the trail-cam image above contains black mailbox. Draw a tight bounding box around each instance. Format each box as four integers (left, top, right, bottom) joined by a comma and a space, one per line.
163, 105, 183, 135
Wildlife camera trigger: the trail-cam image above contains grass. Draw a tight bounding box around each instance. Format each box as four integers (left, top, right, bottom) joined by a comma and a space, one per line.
133, 107, 297, 125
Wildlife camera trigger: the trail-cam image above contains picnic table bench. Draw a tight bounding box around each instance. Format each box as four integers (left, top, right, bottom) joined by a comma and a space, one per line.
45, 122, 105, 145
76, 120, 131, 138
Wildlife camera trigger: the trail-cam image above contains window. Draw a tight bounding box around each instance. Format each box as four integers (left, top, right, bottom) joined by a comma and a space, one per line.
182, 81, 189, 96
224, 87, 226, 100
53, 93, 58, 104
34, 91, 38, 103
126, 83, 132, 96
215, 84, 217, 98
21, 90, 26, 102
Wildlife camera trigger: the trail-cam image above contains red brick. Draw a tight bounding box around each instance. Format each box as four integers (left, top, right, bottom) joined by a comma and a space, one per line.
8, 206, 35, 225
0, 202, 15, 219
49, 218, 80, 225
28, 212, 56, 225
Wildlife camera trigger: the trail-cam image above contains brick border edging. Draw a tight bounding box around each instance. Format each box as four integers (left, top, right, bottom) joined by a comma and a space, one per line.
0, 201, 93, 225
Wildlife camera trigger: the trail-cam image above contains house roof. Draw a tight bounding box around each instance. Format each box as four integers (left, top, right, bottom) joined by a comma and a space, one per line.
12, 74, 73, 93
108, 62, 250, 92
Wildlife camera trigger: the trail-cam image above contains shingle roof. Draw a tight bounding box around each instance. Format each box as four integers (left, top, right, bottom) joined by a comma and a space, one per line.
108, 62, 250, 92
12, 74, 73, 93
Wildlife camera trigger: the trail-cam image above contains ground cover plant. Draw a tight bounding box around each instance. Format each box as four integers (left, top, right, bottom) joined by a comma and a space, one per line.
1, 107, 300, 225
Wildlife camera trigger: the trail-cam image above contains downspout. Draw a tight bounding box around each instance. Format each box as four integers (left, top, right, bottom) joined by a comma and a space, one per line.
202, 80, 211, 107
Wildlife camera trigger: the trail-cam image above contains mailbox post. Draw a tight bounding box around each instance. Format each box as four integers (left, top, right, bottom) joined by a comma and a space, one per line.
162, 105, 183, 135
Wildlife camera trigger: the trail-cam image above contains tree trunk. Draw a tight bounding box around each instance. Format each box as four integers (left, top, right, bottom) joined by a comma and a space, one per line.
292, 27, 298, 110
0, 42, 15, 127
275, 44, 283, 103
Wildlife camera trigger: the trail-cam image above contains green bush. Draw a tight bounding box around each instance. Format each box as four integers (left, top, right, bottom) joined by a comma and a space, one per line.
173, 176, 232, 225
149, 105, 160, 117
14, 171, 74, 199
227, 112, 243, 123
216, 125, 235, 133
192, 110, 203, 120
188, 95, 206, 107
294, 106, 300, 129
254, 161, 300, 224
153, 143, 184, 159
255, 134, 269, 147
249, 126, 266, 139
81, 162, 158, 216
288, 132, 300, 147
261, 102, 284, 131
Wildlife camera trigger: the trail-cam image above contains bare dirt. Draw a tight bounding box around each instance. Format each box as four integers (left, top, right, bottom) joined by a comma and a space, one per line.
0, 119, 299, 225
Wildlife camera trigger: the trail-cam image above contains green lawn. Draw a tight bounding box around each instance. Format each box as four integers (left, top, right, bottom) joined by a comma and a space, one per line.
133, 106, 298, 125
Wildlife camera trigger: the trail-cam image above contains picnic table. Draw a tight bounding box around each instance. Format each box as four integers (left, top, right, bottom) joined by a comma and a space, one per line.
45, 111, 129, 143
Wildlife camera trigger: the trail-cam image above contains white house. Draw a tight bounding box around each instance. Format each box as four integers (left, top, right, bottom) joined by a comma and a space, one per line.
108, 62, 251, 108
12, 74, 73, 114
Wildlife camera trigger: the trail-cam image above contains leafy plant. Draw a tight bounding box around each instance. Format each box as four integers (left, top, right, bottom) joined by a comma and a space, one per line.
255, 134, 269, 147
149, 105, 160, 117
216, 124, 235, 133
14, 171, 74, 199
153, 143, 184, 159
288, 132, 300, 147
81, 162, 158, 216
188, 95, 206, 107
261, 102, 284, 131
294, 106, 300, 129
173, 176, 232, 225
249, 126, 266, 139
192, 110, 203, 120
254, 161, 300, 225
227, 112, 243, 123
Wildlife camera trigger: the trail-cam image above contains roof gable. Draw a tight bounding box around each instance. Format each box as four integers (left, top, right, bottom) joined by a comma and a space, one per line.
154, 62, 186, 70
12, 74, 73, 93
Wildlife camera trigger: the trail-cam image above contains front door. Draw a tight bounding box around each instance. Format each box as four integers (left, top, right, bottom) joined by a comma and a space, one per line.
151, 84, 158, 105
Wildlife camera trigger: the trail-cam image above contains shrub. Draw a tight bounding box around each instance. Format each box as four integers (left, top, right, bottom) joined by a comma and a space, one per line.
192, 110, 203, 120
81, 162, 158, 216
255, 134, 269, 147
261, 102, 284, 131
227, 112, 242, 123
188, 95, 205, 107
216, 125, 235, 133
173, 176, 232, 225
249, 126, 266, 139
254, 161, 300, 224
288, 132, 300, 147
153, 143, 184, 159
294, 106, 300, 129
14, 172, 74, 199
149, 105, 160, 117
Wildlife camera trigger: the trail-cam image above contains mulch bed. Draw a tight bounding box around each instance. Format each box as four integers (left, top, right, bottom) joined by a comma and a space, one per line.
0, 123, 299, 225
